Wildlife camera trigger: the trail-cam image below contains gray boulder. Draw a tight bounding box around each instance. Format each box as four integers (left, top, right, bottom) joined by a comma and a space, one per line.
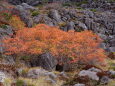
110, 39, 115, 46
88, 67, 102, 73
45, 78, 57, 84
108, 70, 115, 76
98, 33, 107, 40
8, 0, 42, 6
27, 68, 47, 79
33, 14, 54, 26
12, 4, 34, 27
30, 52, 57, 71
108, 47, 115, 52
49, 9, 62, 23
0, 25, 13, 38
67, 21, 75, 31
8, 0, 23, 5
83, 10, 94, 18
27, 0, 42, 6
27, 68, 57, 85
21, 3, 37, 10
8, 0, 72, 6
74, 83, 85, 86
84, 18, 94, 30
44, 15, 54, 26
45, 72, 57, 79
0, 26, 13, 54
76, 21, 88, 30
59, 72, 69, 79
33, 15, 41, 24
100, 76, 110, 84
100, 43, 107, 50
45, 72, 57, 84
0, 71, 6, 83
78, 70, 99, 81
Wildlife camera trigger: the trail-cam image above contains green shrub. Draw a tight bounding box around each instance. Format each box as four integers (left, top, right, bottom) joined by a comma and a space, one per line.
2, 13, 12, 20
77, 7, 84, 10
0, 24, 7, 29
31, 11, 40, 17
75, 0, 88, 6
28, 85, 35, 86
58, 22, 67, 27
62, 3, 72, 7
42, 0, 49, 3
16, 80, 25, 86
21, 55, 31, 61
90, 9, 97, 12
107, 0, 115, 2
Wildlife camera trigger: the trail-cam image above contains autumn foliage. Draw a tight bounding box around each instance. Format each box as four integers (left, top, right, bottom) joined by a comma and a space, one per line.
8, 15, 25, 30
3, 24, 107, 64
0, 1, 25, 30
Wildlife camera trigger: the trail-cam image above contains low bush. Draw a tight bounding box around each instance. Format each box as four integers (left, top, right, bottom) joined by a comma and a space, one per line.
8, 15, 25, 30
3, 24, 107, 65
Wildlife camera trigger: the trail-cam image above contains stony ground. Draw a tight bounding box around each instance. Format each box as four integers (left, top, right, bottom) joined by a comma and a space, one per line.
0, 0, 115, 86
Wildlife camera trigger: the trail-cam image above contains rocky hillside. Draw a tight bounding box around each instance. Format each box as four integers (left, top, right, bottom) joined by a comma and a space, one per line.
8, 0, 115, 52
0, 0, 115, 86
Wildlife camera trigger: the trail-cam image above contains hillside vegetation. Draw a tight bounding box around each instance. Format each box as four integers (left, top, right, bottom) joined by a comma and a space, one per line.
0, 0, 115, 86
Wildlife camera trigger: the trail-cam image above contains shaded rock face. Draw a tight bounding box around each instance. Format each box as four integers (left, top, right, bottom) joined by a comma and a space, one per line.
100, 76, 110, 84
30, 52, 57, 71
0, 26, 14, 54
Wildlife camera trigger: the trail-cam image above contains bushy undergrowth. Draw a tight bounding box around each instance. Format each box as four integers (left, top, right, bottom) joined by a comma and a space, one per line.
3, 24, 107, 65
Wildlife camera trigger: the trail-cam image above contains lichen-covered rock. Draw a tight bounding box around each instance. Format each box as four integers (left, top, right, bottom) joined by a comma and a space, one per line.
27, 68, 57, 85
78, 70, 99, 81
0, 71, 6, 83
74, 83, 85, 86
27, 68, 47, 79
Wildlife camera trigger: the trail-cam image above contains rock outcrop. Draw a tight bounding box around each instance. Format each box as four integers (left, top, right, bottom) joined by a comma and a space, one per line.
30, 52, 57, 71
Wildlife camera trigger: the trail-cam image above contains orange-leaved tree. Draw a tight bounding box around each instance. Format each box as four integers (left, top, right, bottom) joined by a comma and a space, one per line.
3, 24, 107, 64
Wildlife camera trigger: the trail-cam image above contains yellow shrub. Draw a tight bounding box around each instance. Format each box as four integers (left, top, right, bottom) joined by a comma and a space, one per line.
8, 15, 25, 30
3, 78, 13, 86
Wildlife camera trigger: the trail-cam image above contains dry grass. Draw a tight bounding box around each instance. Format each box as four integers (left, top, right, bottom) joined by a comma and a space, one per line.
18, 76, 64, 86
